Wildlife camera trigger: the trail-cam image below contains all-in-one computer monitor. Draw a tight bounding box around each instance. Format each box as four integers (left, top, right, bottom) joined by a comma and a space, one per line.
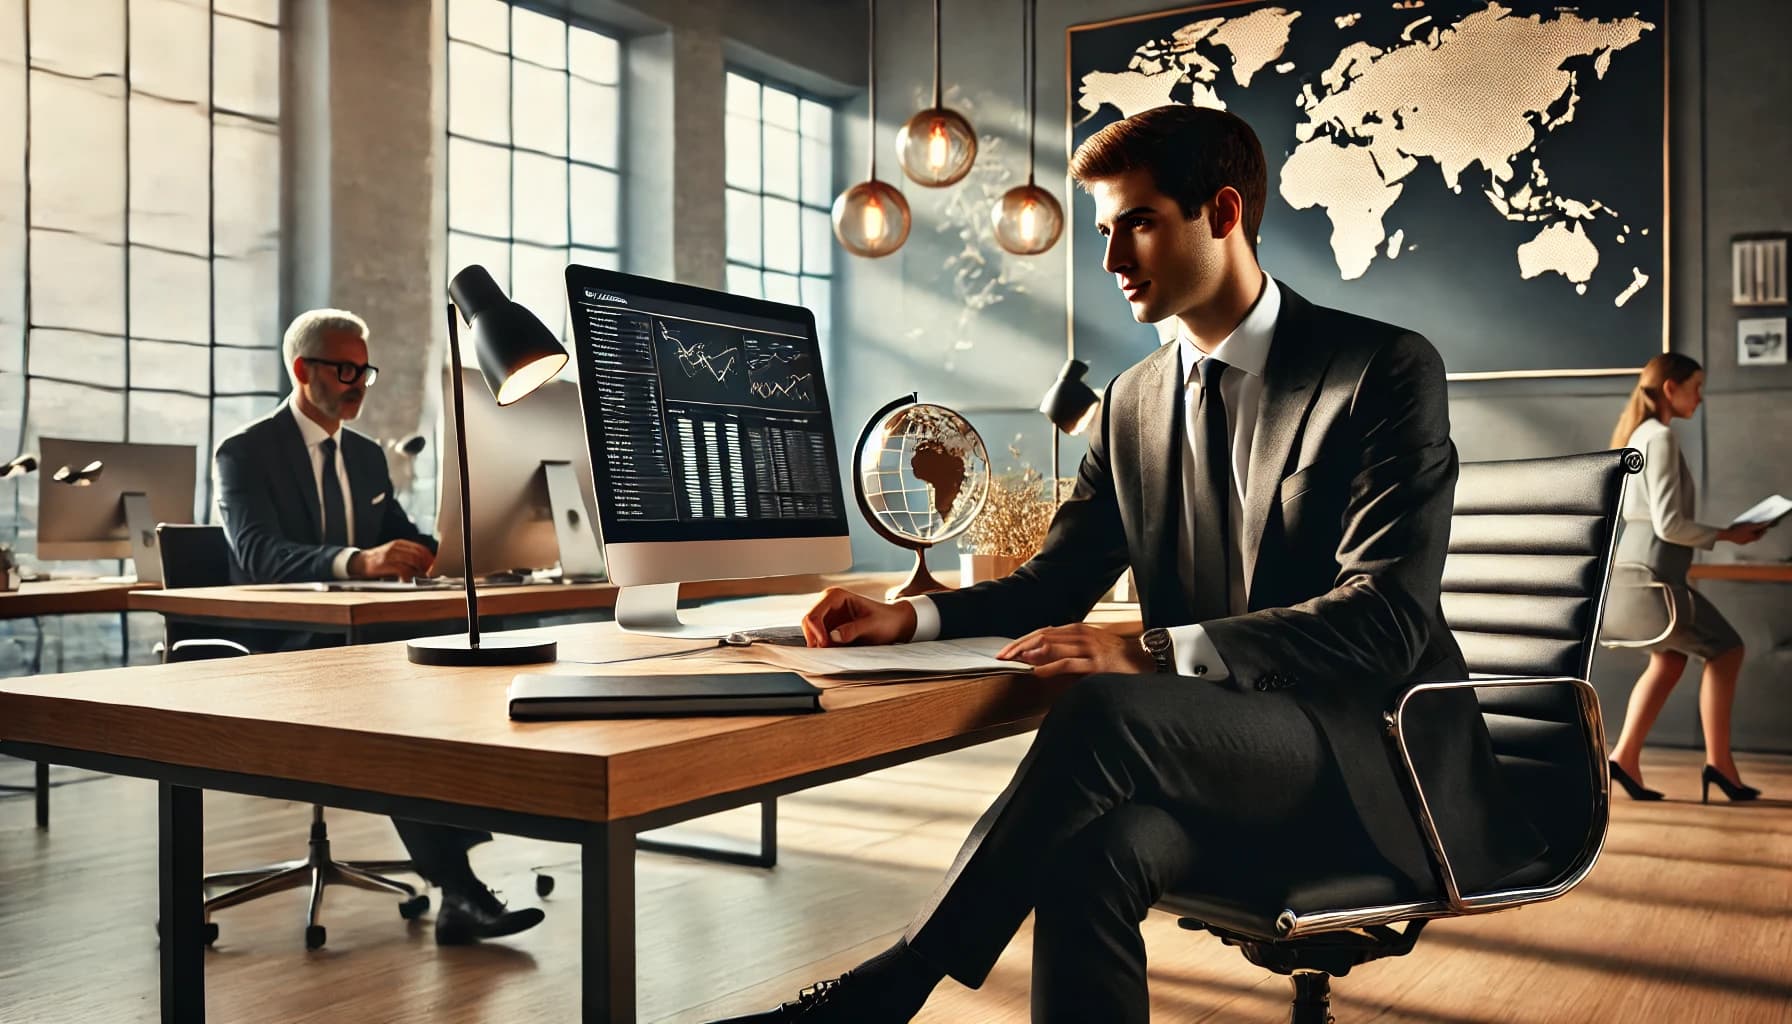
565, 265, 852, 635
36, 437, 199, 583
432, 367, 606, 581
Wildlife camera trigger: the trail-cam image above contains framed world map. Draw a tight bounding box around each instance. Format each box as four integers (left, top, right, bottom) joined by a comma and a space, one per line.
1066, 1, 1668, 379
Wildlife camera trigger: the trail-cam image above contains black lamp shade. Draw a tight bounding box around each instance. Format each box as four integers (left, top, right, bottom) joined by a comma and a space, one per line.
1039, 359, 1100, 435
448, 265, 569, 406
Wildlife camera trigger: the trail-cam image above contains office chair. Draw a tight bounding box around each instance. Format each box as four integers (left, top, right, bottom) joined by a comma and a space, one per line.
1598, 561, 1681, 649
154, 523, 429, 950
1159, 448, 1641, 1023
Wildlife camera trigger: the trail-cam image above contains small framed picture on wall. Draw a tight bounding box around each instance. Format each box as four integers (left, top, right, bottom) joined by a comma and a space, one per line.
1737, 316, 1788, 366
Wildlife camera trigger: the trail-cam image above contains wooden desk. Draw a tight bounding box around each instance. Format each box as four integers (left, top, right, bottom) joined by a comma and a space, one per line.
128, 574, 833, 643
0, 579, 152, 827
1688, 562, 1792, 583
0, 617, 1064, 1023
0, 578, 148, 617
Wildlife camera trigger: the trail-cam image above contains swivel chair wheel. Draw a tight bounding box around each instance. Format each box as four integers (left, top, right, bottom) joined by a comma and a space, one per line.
398, 894, 431, 920
155, 919, 220, 947
305, 924, 326, 950
535, 873, 556, 898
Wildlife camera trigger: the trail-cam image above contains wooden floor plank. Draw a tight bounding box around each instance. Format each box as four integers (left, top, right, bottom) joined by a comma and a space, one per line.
3, 745, 1790, 1022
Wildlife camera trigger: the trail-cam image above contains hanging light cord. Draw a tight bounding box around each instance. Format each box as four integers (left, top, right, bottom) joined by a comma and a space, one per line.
932, 0, 943, 108
1023, 0, 1036, 186
867, 0, 879, 179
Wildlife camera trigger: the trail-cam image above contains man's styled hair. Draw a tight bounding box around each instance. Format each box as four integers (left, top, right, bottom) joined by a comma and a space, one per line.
282, 308, 369, 379
1070, 105, 1268, 252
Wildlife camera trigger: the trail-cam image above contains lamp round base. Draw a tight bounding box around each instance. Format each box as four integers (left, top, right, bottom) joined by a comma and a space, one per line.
406, 634, 558, 666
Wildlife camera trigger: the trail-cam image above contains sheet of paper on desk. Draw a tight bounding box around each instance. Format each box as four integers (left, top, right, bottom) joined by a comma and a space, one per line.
738, 637, 1029, 678
1730, 494, 1792, 528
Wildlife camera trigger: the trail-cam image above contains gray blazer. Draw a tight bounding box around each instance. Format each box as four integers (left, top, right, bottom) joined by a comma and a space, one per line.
929, 283, 1541, 894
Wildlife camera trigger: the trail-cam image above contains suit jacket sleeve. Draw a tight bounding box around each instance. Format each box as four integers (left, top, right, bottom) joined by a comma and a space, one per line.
928, 384, 1131, 639
1202, 332, 1457, 689
1637, 428, 1719, 550
213, 434, 345, 583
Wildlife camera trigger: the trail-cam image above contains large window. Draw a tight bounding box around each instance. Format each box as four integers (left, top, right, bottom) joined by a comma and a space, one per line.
724, 70, 833, 350
446, 0, 620, 345
0, 0, 284, 548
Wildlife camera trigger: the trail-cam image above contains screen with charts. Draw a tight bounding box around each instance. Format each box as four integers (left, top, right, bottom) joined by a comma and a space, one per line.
564, 265, 849, 545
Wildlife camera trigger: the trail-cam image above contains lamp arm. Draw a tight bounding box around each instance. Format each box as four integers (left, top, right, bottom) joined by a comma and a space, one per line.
446, 303, 481, 647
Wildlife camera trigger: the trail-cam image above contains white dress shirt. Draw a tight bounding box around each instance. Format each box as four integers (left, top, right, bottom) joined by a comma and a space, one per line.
289, 396, 360, 579
906, 275, 1283, 683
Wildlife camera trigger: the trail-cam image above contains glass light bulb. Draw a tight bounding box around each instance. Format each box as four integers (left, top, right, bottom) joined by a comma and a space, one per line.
897, 106, 977, 187
832, 179, 912, 258
991, 183, 1064, 256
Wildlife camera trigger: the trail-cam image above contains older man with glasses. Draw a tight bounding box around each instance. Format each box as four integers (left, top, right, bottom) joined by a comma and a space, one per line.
210, 307, 546, 945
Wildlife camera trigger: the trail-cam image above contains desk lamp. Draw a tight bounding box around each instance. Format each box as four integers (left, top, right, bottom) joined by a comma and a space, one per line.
1037, 358, 1100, 483
407, 265, 570, 667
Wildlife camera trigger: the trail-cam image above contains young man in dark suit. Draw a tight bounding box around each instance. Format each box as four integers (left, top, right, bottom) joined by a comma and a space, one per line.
714, 106, 1538, 1022
212, 308, 545, 945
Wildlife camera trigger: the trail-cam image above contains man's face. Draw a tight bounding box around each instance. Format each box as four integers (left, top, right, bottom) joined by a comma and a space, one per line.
297, 328, 370, 423
1089, 168, 1226, 325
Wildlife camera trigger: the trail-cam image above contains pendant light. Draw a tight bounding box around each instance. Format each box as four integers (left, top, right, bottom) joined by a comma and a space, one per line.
991, 0, 1062, 255
896, 0, 977, 187
834, 0, 912, 258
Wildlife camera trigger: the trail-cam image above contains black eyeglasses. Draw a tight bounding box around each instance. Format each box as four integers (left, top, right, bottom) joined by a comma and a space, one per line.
303, 358, 380, 386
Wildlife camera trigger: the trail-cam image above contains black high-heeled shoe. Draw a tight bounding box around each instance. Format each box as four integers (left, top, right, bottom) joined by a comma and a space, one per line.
1701, 765, 1761, 803
1609, 761, 1664, 801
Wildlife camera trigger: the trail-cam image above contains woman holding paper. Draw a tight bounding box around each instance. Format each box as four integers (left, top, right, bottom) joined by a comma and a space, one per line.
1605, 353, 1770, 802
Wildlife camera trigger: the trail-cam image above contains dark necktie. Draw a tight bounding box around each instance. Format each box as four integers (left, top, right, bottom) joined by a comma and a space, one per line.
1190, 356, 1232, 622
320, 437, 348, 547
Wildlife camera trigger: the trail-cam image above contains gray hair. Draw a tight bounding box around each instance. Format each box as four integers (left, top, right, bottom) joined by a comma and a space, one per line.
283, 308, 370, 378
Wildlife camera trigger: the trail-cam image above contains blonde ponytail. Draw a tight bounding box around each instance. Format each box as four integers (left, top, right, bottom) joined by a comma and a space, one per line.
1612, 352, 1702, 450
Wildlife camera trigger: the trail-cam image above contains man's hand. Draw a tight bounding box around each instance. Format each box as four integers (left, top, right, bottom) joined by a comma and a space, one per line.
998, 623, 1154, 678
349, 539, 435, 580
801, 587, 918, 647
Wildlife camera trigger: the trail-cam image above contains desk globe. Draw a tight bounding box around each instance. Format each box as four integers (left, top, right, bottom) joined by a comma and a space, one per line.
853, 395, 991, 600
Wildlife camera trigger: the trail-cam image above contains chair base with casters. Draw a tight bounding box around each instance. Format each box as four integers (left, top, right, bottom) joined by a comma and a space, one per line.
196, 804, 430, 950
1178, 917, 1428, 1024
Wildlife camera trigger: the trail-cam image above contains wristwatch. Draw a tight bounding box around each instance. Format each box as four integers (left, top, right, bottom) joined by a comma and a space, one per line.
1139, 628, 1175, 674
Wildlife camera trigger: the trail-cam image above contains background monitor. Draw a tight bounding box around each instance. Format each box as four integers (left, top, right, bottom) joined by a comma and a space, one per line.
36, 437, 199, 579
565, 265, 852, 635
432, 368, 606, 580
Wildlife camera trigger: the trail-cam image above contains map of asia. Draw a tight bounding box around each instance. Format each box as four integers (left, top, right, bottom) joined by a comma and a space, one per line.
1068, 1, 1667, 377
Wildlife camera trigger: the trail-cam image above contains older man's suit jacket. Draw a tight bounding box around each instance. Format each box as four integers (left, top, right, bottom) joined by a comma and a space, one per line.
928, 284, 1541, 893
214, 405, 435, 584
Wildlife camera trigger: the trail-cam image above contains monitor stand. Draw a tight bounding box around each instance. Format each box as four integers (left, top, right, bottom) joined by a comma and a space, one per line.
120, 491, 164, 585
540, 460, 606, 583
614, 582, 780, 639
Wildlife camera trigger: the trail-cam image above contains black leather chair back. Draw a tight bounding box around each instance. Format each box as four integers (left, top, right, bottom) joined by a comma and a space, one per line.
1442, 449, 1638, 874
156, 524, 235, 590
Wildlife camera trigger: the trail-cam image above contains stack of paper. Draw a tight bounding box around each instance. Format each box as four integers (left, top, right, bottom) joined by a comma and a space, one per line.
734, 637, 1028, 679
1730, 494, 1792, 528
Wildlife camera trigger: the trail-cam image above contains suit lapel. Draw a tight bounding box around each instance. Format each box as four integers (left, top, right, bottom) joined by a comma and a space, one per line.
1134, 341, 1184, 622
276, 406, 324, 542
1242, 286, 1330, 594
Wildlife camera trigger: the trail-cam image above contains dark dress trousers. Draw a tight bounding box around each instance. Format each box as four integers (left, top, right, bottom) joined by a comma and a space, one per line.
212, 404, 490, 889
906, 285, 1543, 1019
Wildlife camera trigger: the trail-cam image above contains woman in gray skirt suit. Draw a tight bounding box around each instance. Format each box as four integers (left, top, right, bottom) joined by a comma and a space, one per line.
1605, 353, 1769, 801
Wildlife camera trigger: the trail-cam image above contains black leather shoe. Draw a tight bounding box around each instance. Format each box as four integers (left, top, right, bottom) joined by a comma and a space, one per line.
707, 972, 903, 1023
434, 886, 545, 945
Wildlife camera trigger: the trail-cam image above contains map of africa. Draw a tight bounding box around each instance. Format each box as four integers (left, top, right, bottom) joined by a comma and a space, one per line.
1068, 1, 1666, 378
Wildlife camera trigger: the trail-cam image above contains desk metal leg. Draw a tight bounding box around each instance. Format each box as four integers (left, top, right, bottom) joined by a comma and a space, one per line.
159, 783, 205, 1022
636, 797, 778, 868
583, 823, 635, 1023
36, 760, 48, 828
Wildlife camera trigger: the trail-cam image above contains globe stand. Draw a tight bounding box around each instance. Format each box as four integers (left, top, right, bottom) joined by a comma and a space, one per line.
888, 545, 949, 602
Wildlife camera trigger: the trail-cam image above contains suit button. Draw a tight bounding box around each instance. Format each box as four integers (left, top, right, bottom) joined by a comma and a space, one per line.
1192, 664, 1208, 677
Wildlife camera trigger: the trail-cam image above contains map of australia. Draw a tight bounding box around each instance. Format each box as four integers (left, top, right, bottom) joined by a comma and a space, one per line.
1078, 2, 1655, 301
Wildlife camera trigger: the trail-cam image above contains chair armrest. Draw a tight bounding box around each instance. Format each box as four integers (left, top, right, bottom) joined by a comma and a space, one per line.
167, 638, 253, 663
1600, 562, 1680, 649
1386, 675, 1608, 914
